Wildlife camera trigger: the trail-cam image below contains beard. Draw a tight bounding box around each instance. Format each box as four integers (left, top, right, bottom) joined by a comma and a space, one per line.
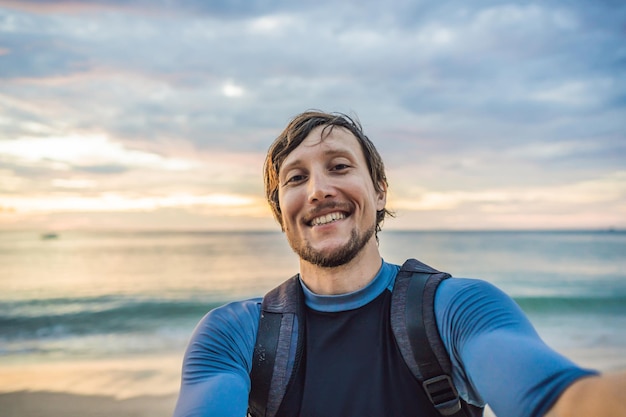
286, 221, 376, 268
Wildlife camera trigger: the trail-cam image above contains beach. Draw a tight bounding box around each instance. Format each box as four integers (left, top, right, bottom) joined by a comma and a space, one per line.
0, 350, 620, 417
0, 391, 177, 417
1, 230, 624, 416
0, 352, 182, 417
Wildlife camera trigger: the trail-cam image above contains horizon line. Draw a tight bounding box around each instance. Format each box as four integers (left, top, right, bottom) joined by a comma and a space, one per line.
2, 227, 623, 234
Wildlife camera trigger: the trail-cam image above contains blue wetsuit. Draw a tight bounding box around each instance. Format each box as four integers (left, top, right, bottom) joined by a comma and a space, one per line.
174, 261, 595, 417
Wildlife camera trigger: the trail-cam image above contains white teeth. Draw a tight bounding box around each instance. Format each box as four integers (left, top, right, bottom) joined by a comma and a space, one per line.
311, 212, 346, 226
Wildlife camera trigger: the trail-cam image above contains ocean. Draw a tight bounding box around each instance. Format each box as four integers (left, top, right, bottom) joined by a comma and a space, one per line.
1, 230, 625, 399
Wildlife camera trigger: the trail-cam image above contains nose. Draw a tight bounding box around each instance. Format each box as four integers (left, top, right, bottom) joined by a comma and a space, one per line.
307, 170, 335, 203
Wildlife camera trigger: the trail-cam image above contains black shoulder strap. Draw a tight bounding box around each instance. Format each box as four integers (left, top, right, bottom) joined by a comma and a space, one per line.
249, 275, 304, 417
391, 259, 470, 417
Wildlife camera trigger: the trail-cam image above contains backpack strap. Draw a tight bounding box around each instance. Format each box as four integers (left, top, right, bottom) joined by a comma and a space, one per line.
249, 275, 305, 417
391, 259, 467, 416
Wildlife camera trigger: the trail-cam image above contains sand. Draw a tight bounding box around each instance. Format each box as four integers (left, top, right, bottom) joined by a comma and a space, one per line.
0, 354, 181, 417
0, 391, 178, 417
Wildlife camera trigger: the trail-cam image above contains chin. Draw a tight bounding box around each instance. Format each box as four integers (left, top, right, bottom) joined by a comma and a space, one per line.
293, 226, 375, 268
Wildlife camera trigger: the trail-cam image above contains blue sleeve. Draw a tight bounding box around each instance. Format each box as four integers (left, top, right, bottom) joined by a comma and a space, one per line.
173, 298, 261, 417
435, 279, 597, 417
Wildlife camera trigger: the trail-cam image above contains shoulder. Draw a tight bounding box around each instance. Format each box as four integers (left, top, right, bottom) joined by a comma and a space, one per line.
193, 298, 262, 346
202, 297, 262, 325
434, 277, 532, 338
435, 278, 525, 319
183, 298, 262, 377
436, 277, 511, 303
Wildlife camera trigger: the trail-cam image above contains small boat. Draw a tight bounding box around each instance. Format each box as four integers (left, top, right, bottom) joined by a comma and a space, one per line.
41, 233, 59, 240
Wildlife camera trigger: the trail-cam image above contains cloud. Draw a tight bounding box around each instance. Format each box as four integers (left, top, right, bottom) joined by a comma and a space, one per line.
2, 191, 260, 213
0, 0, 624, 230
0, 0, 303, 18
0, 134, 196, 172
392, 171, 626, 211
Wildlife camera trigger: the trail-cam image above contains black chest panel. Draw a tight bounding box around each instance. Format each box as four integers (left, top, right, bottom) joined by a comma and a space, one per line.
277, 289, 441, 417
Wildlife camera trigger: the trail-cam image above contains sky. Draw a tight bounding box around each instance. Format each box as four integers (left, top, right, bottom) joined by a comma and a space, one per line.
0, 0, 625, 231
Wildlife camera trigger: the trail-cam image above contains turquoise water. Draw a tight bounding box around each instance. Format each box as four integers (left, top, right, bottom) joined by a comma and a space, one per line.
1, 230, 625, 371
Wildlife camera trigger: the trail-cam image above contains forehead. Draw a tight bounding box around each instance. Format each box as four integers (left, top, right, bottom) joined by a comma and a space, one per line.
280, 125, 365, 170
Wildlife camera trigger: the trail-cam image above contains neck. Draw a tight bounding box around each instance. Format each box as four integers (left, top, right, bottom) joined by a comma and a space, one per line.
298, 238, 383, 295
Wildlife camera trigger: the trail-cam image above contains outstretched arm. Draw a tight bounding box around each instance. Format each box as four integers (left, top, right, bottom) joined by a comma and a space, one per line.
436, 279, 598, 417
545, 371, 626, 417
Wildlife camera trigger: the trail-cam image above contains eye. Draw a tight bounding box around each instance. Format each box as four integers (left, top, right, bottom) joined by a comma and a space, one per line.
284, 174, 306, 185
331, 163, 350, 171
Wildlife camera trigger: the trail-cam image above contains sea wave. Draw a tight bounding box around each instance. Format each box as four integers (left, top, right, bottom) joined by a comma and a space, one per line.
2, 293, 625, 343
0, 295, 227, 342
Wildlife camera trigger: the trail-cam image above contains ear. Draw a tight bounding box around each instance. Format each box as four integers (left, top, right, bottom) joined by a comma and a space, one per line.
376, 181, 387, 211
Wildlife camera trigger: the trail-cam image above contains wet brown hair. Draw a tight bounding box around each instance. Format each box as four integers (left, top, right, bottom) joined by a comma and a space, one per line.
263, 110, 393, 234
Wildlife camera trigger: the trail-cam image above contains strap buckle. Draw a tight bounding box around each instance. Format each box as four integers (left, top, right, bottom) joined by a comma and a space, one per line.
422, 375, 462, 416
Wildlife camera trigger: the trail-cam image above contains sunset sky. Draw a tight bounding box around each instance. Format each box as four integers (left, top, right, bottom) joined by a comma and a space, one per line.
1, 0, 624, 231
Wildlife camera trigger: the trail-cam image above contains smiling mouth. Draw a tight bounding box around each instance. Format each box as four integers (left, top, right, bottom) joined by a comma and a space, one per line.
310, 211, 347, 226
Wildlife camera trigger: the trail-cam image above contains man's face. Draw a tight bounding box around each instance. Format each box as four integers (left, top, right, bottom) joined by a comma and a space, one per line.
277, 125, 386, 268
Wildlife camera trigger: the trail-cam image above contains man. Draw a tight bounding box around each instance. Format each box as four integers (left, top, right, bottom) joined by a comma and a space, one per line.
173, 111, 625, 417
